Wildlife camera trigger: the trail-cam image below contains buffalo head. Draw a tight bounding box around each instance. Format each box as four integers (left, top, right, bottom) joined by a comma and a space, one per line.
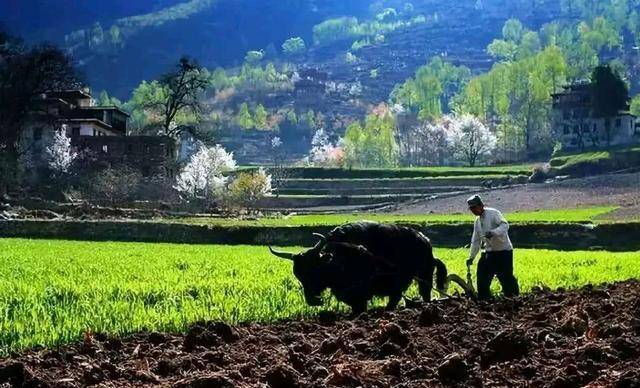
269, 233, 332, 306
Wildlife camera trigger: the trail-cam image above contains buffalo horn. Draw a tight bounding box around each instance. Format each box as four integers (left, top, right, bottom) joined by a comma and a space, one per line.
268, 246, 295, 260
311, 233, 327, 251
312, 233, 326, 241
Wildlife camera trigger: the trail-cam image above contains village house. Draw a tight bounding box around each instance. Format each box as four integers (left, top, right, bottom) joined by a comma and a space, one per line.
551, 82, 639, 149
22, 89, 178, 177
293, 68, 328, 109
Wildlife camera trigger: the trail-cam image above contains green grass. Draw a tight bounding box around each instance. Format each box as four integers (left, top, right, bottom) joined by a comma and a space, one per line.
2, 238, 639, 353
549, 145, 640, 174
550, 150, 613, 168
172, 206, 619, 227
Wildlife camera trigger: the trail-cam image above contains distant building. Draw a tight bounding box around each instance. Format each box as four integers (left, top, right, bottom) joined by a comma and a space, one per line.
551, 82, 639, 149
21, 89, 177, 178
293, 68, 328, 108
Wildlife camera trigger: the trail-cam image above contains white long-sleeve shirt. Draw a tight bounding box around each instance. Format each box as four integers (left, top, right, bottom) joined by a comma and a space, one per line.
469, 207, 513, 261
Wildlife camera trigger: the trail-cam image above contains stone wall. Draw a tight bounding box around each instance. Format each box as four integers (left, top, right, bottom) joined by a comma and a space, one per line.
75, 135, 177, 177
1, 220, 638, 251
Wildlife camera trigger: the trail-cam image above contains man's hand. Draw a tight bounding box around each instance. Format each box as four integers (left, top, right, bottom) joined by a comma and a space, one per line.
466, 258, 474, 267
484, 231, 494, 239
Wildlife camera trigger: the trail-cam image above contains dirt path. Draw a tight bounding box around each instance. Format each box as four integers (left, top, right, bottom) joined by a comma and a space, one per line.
390, 172, 640, 219
1, 281, 639, 387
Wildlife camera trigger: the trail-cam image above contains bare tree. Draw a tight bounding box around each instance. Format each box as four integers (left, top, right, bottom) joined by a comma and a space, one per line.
143, 56, 210, 137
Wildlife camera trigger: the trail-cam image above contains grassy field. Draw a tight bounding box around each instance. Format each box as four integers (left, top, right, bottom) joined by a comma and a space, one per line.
2, 238, 640, 353
549, 145, 640, 175
172, 206, 619, 227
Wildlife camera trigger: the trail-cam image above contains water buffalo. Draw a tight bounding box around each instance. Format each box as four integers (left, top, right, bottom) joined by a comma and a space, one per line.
269, 221, 448, 313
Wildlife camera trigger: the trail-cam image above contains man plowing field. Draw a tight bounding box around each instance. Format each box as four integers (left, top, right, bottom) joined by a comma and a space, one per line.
466, 194, 520, 300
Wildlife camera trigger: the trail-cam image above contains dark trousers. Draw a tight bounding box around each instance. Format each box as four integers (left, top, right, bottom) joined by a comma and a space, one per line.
477, 250, 520, 300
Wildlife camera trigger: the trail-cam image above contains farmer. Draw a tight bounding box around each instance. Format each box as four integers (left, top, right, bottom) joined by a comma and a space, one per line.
465, 194, 520, 300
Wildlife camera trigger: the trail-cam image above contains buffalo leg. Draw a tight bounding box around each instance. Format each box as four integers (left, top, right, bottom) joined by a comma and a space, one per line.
350, 300, 367, 314
417, 266, 434, 302
386, 293, 402, 310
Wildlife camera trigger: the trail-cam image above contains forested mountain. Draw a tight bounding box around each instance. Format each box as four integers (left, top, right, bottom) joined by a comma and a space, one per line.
1, 0, 371, 97
3, 0, 640, 163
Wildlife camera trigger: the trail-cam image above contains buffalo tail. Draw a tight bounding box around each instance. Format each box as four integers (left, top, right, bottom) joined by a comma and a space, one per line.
434, 258, 448, 291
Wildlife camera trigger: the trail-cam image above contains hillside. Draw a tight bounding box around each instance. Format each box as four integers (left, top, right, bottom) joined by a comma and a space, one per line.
53, 0, 371, 98
2, 0, 567, 100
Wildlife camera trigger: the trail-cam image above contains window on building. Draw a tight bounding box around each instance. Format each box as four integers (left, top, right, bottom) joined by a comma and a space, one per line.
93, 129, 97, 136
593, 123, 597, 132
563, 125, 569, 135
616, 118, 621, 128
102, 145, 108, 153
141, 166, 151, 177
72, 127, 80, 138
33, 128, 42, 141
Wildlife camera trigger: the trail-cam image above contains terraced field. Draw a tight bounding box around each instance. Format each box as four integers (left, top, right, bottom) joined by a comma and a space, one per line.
174, 206, 617, 227
262, 166, 531, 210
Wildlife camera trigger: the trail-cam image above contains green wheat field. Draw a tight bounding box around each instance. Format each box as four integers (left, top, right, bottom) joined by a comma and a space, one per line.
1, 238, 639, 353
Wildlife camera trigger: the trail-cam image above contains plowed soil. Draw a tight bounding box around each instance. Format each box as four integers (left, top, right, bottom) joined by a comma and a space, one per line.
393, 172, 640, 220
2, 281, 640, 388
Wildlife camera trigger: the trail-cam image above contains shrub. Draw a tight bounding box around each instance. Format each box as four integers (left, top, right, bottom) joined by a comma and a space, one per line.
85, 167, 143, 204
225, 168, 272, 209
282, 37, 306, 56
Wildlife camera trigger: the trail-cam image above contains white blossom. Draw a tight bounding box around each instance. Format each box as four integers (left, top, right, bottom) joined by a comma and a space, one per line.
46, 126, 77, 174
308, 129, 345, 167
271, 136, 283, 149
174, 144, 236, 200
446, 114, 497, 166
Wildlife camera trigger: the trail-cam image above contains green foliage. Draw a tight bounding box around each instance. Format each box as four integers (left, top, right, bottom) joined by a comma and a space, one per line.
578, 17, 621, 52
375, 8, 398, 23
343, 108, 399, 168
66, 0, 217, 53
122, 58, 208, 135
225, 168, 272, 209
235, 62, 292, 93
245, 50, 265, 64
391, 57, 471, 118
97, 90, 122, 107
502, 19, 525, 43
590, 64, 631, 144
590, 64, 629, 119
1, 238, 639, 352
487, 39, 518, 61
455, 45, 569, 157
236, 103, 254, 130
345, 52, 358, 63
281, 37, 306, 56
312, 17, 359, 45
253, 104, 268, 130
285, 109, 298, 125
312, 14, 426, 46
630, 95, 640, 117
549, 145, 640, 177
351, 37, 372, 51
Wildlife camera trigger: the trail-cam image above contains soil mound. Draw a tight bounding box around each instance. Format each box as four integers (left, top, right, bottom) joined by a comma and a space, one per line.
1, 280, 640, 387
